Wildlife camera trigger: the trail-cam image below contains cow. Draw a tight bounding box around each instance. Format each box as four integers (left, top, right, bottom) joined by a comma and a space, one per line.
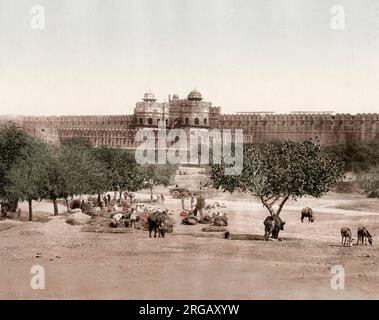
301, 207, 314, 223
357, 226, 373, 246
341, 227, 353, 247
263, 215, 285, 241
148, 211, 167, 238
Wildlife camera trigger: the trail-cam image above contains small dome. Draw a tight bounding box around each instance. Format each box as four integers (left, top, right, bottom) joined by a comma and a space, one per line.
187, 89, 202, 101
172, 94, 179, 100
143, 90, 156, 102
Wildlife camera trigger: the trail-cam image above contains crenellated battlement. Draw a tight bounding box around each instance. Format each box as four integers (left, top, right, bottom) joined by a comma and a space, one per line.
10, 90, 379, 147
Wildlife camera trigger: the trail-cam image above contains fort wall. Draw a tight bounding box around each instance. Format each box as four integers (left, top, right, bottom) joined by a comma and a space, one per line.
13, 90, 379, 147
19, 112, 379, 148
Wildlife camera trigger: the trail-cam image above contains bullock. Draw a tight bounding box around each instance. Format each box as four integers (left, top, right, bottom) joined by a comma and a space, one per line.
341, 227, 353, 247
263, 215, 285, 241
148, 211, 167, 238
357, 226, 373, 246
301, 207, 314, 223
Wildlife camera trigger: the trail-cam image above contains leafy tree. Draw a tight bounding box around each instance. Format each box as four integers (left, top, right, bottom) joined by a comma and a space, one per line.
6, 141, 49, 221
92, 146, 145, 198
115, 151, 145, 196
40, 148, 66, 215
0, 124, 31, 201
61, 137, 93, 150
142, 164, 177, 201
324, 139, 379, 173
358, 166, 379, 198
58, 142, 107, 211
211, 140, 344, 220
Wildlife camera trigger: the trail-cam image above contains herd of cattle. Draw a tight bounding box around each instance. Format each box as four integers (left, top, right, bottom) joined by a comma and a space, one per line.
341, 226, 373, 247
1, 197, 374, 247
107, 201, 375, 248
261, 206, 374, 247
82, 200, 376, 247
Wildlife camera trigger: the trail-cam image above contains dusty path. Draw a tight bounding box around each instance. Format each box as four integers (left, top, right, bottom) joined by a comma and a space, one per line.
0, 193, 378, 299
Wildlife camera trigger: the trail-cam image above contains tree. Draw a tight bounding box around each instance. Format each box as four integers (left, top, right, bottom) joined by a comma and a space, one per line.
0, 124, 31, 203
211, 140, 344, 224
358, 166, 379, 198
142, 164, 177, 201
57, 141, 107, 211
324, 139, 379, 173
6, 141, 48, 221
92, 146, 145, 199
41, 148, 66, 215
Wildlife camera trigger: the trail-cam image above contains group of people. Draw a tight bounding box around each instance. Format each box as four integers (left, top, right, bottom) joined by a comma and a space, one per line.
152, 193, 165, 204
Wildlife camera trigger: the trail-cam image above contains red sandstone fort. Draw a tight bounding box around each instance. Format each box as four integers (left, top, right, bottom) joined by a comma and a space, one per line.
1, 89, 378, 147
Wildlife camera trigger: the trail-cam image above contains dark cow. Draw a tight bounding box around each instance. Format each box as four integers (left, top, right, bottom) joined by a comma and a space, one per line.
263, 215, 285, 241
148, 211, 167, 238
301, 207, 314, 223
341, 227, 353, 247
357, 226, 373, 246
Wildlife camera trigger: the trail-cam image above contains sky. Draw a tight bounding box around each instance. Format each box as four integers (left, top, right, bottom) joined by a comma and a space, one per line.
0, 0, 378, 116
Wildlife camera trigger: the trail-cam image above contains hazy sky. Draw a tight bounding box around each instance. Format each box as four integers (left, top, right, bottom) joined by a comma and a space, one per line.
0, 0, 378, 115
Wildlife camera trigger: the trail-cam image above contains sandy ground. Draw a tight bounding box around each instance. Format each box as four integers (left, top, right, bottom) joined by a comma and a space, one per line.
0, 191, 378, 300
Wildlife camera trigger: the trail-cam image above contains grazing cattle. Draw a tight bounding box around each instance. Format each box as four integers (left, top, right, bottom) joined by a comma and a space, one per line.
301, 207, 314, 223
341, 227, 353, 247
357, 226, 373, 246
148, 211, 167, 238
263, 215, 285, 241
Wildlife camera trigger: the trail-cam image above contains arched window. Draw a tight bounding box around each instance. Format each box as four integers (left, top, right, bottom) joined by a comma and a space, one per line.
148, 118, 153, 125
204, 118, 207, 125
194, 118, 199, 125
139, 118, 143, 125
157, 119, 161, 125
185, 117, 189, 125
165, 119, 169, 126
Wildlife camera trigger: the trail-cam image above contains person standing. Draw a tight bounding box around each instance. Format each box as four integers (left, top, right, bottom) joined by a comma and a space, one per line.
190, 193, 194, 210
195, 194, 205, 219
161, 193, 165, 204
130, 208, 137, 229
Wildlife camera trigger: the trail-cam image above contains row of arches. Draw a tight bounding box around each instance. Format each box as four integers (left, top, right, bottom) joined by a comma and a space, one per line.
138, 117, 208, 126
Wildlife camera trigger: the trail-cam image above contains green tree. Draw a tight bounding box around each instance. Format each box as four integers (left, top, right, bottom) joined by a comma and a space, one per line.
211, 140, 344, 220
358, 166, 379, 198
324, 139, 379, 173
142, 164, 177, 201
41, 148, 66, 215
58, 142, 107, 211
6, 141, 48, 221
0, 124, 31, 203
93, 146, 145, 198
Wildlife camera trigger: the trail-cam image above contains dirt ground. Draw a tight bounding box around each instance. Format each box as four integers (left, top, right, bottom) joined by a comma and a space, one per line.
0, 191, 378, 300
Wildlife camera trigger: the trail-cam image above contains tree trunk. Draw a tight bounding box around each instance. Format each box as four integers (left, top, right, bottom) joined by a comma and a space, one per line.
28, 199, 33, 222
53, 199, 58, 215
65, 198, 70, 213
275, 195, 289, 216
150, 186, 153, 202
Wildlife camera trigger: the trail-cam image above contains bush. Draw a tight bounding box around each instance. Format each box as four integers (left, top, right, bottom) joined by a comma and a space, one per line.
367, 190, 379, 198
